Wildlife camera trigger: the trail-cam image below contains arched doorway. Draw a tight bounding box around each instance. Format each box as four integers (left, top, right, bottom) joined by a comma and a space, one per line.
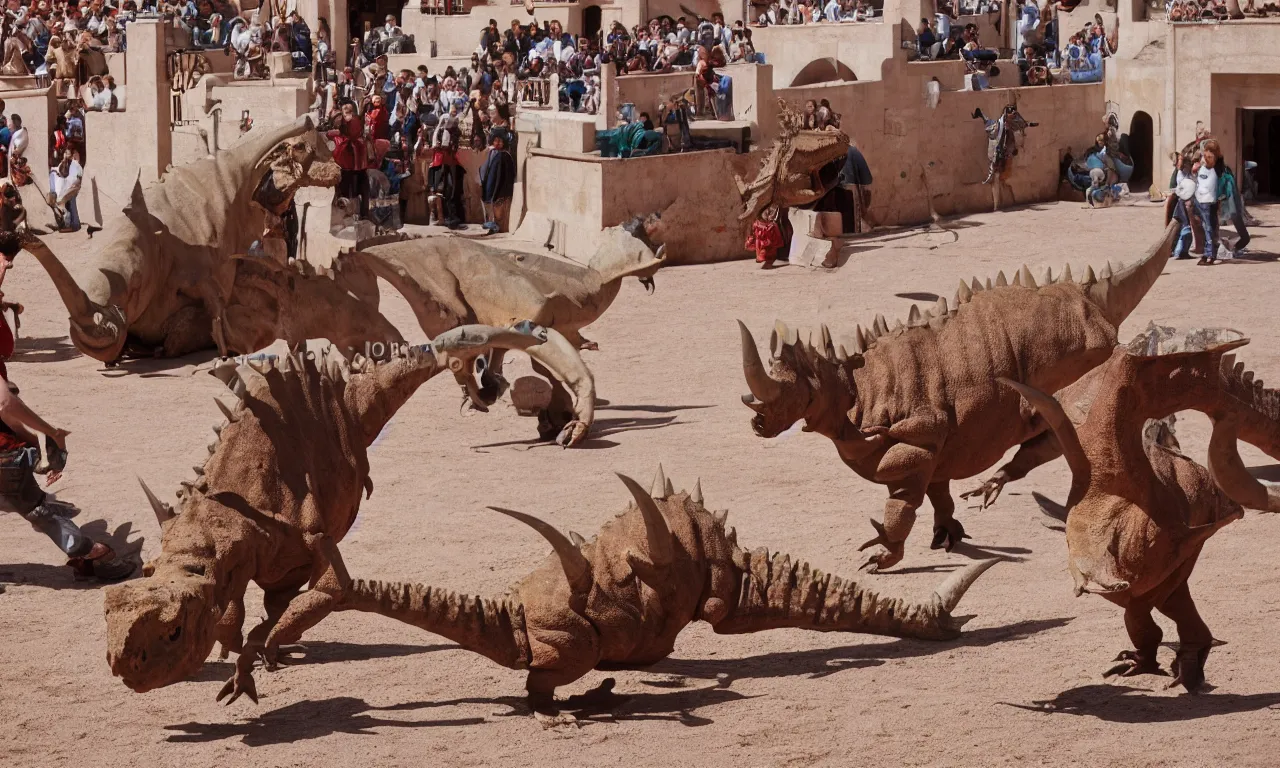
583, 6, 602, 42
789, 59, 857, 87
1127, 111, 1154, 192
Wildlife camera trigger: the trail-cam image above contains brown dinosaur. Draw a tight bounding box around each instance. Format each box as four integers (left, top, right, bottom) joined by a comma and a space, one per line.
735, 99, 850, 223
336, 467, 998, 715
338, 221, 665, 446
25, 115, 396, 363
738, 222, 1177, 571
998, 324, 1280, 691
103, 323, 586, 704
964, 323, 1280, 508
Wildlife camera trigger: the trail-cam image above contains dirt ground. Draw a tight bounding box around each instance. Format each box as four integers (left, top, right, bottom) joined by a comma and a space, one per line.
2, 200, 1279, 767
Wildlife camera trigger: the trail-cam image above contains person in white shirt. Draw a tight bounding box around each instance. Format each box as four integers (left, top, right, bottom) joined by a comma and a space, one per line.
54, 150, 84, 233
7, 115, 26, 159
824, 0, 841, 21
1192, 139, 1222, 264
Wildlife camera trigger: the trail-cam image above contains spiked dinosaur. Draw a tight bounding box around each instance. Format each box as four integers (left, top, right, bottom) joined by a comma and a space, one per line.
736, 98, 851, 222
25, 115, 397, 363
335, 466, 998, 715
103, 323, 585, 704
738, 222, 1178, 571
1000, 324, 1280, 691
337, 220, 666, 447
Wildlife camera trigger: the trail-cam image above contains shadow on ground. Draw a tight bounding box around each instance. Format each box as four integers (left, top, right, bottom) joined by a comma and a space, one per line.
10, 335, 80, 364
1001, 683, 1280, 723
0, 519, 143, 590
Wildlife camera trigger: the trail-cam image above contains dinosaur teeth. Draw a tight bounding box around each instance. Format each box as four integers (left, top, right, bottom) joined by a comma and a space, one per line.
1060, 263, 1073, 283
1018, 265, 1037, 288
1081, 265, 1096, 284
835, 344, 849, 362
995, 271, 1008, 287
956, 280, 973, 304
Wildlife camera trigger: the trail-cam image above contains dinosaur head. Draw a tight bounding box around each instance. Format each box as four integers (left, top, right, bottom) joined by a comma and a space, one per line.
590, 215, 666, 293
738, 320, 862, 438
259, 135, 343, 193
103, 566, 220, 693
18, 233, 128, 362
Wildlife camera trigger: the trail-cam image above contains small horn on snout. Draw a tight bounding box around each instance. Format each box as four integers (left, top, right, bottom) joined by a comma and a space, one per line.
738, 320, 782, 403
654, 244, 667, 261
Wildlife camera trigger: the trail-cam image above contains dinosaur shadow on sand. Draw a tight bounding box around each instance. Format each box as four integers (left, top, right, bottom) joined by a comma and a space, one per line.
9, 335, 81, 364
470, 406, 709, 451
0, 520, 143, 591
98, 348, 221, 377
1001, 683, 1280, 723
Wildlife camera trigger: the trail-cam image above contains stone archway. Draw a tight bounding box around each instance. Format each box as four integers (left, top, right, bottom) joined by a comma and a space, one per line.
789, 59, 857, 87
1127, 111, 1154, 192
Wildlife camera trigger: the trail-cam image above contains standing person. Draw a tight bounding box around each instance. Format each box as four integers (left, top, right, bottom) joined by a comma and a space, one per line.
0, 232, 133, 586
1194, 139, 1221, 265
53, 149, 82, 233
478, 130, 514, 233
7, 114, 26, 160
835, 141, 873, 242
327, 100, 369, 217
1215, 151, 1250, 255
745, 204, 784, 269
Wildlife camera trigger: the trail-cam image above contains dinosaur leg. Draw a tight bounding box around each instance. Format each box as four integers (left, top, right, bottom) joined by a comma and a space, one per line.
215, 595, 246, 659
927, 481, 969, 551
161, 304, 216, 358
1103, 600, 1166, 679
858, 466, 931, 572
261, 533, 353, 667
216, 585, 301, 704
961, 426, 1058, 509
1157, 579, 1214, 693
533, 359, 576, 442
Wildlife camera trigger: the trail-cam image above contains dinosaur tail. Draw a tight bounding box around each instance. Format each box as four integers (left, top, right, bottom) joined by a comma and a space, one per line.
997, 378, 1093, 507
1218, 352, 1280, 463
338, 578, 529, 670
711, 548, 1000, 641
1207, 411, 1280, 514
1086, 220, 1177, 327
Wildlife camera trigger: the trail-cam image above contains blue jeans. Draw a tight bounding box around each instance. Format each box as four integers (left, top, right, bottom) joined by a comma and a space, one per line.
1194, 200, 1218, 260
64, 195, 79, 230
1172, 199, 1193, 258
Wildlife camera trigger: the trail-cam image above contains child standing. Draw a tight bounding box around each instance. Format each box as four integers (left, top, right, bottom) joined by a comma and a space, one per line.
1194, 139, 1221, 265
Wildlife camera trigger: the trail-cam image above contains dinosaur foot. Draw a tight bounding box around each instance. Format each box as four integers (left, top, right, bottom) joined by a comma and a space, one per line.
1166, 646, 1210, 693
857, 520, 905, 572
216, 664, 259, 705
556, 421, 589, 448
960, 475, 1007, 509
1103, 649, 1167, 679
526, 692, 581, 729
579, 340, 599, 352
262, 643, 308, 671
930, 519, 971, 551
538, 410, 588, 447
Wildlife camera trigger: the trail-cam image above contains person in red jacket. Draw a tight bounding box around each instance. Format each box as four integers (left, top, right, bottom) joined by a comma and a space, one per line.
0, 232, 133, 587
327, 100, 369, 218
363, 92, 390, 143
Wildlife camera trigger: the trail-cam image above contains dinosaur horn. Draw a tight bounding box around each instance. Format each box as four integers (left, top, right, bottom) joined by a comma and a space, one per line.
998, 378, 1092, 505
617, 473, 674, 567
487, 506, 592, 592
138, 476, 175, 525
933, 558, 1001, 613
738, 320, 782, 403
1207, 415, 1280, 513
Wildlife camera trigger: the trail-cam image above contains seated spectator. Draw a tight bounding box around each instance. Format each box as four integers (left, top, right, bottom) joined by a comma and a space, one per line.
917, 17, 938, 58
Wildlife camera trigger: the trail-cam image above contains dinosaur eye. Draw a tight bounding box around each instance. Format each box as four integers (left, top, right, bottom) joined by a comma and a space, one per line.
168, 625, 183, 642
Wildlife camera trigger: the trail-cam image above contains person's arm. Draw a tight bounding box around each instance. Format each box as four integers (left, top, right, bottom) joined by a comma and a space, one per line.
0, 385, 68, 449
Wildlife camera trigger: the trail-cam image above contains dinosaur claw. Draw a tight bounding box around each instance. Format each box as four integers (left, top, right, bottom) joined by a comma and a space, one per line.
1103, 650, 1166, 679
216, 670, 258, 705
555, 421, 589, 448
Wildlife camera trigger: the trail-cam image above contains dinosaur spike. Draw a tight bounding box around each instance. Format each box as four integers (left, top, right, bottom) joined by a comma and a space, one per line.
713, 510, 728, 525
651, 464, 668, 499
207, 441, 217, 454
726, 527, 738, 547
934, 559, 1002, 613
192, 465, 204, 475
1099, 262, 1113, 280
907, 304, 923, 327
1221, 353, 1236, 373
935, 297, 948, 317
995, 271, 1008, 287
819, 324, 835, 359
665, 477, 675, 497
1244, 371, 1255, 387
956, 280, 973, 304
971, 277, 984, 293
836, 344, 849, 362
985, 277, 994, 290
874, 314, 888, 336
212, 424, 222, 436
214, 397, 237, 423
1059, 263, 1073, 283
1081, 265, 1096, 284
1011, 270, 1021, 287
1020, 265, 1037, 288
617, 474, 674, 567
569, 531, 586, 547
691, 479, 703, 505
1235, 362, 1246, 378
488, 507, 592, 592
1040, 266, 1052, 286
775, 320, 798, 348
853, 326, 867, 353
137, 476, 174, 525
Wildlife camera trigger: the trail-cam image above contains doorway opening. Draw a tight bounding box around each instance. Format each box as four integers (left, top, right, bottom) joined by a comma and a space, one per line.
1242, 108, 1280, 200
350, 0, 404, 55
583, 6, 602, 42
1126, 111, 1153, 192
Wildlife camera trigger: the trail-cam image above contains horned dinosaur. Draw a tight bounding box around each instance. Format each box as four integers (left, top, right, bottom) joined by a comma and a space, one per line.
25, 115, 396, 363
334, 466, 998, 716
336, 221, 666, 447
738, 221, 1178, 571
736, 98, 851, 223
965, 323, 1280, 508
999, 324, 1280, 691
103, 323, 587, 703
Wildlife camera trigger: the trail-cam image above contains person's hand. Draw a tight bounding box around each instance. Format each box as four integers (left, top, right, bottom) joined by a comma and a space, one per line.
50, 428, 69, 450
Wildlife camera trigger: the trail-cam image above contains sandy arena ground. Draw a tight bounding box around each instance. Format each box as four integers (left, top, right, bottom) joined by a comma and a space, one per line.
2, 200, 1279, 767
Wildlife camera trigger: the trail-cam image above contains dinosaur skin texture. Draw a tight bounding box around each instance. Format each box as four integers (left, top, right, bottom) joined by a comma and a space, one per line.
966, 323, 1280, 508
738, 222, 1178, 572
24, 115, 398, 364
334, 467, 998, 717
735, 99, 850, 223
103, 324, 582, 704
338, 221, 666, 447
1000, 325, 1280, 692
